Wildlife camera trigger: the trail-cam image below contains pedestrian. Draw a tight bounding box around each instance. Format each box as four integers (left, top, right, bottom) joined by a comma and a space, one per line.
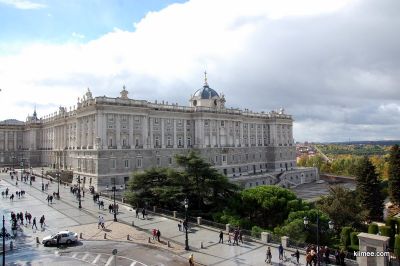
101, 216, 105, 229
49, 195, 53, 204
39, 216, 44, 228
98, 216, 101, 229
142, 208, 146, 219
135, 208, 139, 218
178, 221, 182, 232
109, 204, 112, 213
47, 195, 50, 204
98, 200, 101, 209
28, 213, 32, 224
156, 229, 161, 242
279, 243, 284, 261
82, 189, 85, 197
152, 228, 157, 240
189, 253, 194, 266
32, 217, 37, 229
41, 215, 46, 227
219, 230, 223, 243
294, 249, 300, 264
10, 194, 14, 201
228, 231, 232, 244
239, 229, 243, 244
324, 246, 330, 264
57, 234, 61, 248
5, 188, 8, 197
266, 246, 272, 263
1, 191, 4, 198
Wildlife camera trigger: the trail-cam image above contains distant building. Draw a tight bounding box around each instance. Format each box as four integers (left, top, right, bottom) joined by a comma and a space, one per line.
0, 74, 317, 190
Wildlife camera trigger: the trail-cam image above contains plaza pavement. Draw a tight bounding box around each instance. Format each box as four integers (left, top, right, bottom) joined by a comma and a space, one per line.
1, 168, 345, 266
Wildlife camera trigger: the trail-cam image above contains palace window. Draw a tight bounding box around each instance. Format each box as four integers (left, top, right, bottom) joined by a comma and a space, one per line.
178, 137, 182, 146
157, 157, 161, 166
111, 159, 116, 169
155, 137, 160, 147
221, 121, 225, 127
167, 136, 172, 146
154, 118, 159, 124
136, 158, 142, 168
135, 138, 139, 147
124, 159, 129, 168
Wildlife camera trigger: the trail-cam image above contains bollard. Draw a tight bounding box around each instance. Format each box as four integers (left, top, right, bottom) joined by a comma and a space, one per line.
201, 241, 203, 249
104, 233, 107, 239
131, 221, 134, 227
168, 241, 171, 247
148, 237, 151, 243
36, 237, 40, 244
10, 241, 13, 250
80, 232, 83, 239
127, 234, 130, 240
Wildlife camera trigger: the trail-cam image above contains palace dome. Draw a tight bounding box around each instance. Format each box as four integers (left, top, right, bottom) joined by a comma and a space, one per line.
193, 85, 219, 99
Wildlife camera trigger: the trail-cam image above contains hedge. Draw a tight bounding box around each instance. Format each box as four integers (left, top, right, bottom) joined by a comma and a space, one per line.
340, 227, 352, 248
368, 223, 379, 234
394, 234, 400, 258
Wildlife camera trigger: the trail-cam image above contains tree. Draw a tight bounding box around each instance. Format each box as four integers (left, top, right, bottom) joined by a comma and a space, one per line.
388, 144, 400, 205
240, 186, 299, 228
355, 156, 384, 221
318, 186, 367, 230
125, 151, 239, 216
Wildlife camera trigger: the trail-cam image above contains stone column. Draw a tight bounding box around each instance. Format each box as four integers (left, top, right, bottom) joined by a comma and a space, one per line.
281, 236, 289, 248
142, 115, 148, 148
240, 122, 243, 147
217, 123, 220, 147
76, 119, 81, 149
261, 124, 264, 146
4, 131, 8, 151
357, 233, 390, 266
116, 115, 121, 149
183, 120, 187, 148
129, 115, 134, 148
149, 117, 153, 148
247, 123, 250, 146
161, 118, 165, 148
13, 131, 17, 150
173, 119, 177, 148
87, 116, 92, 149
102, 114, 108, 149
255, 124, 258, 146
209, 122, 212, 147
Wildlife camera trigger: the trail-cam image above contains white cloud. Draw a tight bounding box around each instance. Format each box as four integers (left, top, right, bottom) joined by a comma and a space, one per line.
0, 0, 46, 9
0, 0, 399, 142
72, 32, 85, 39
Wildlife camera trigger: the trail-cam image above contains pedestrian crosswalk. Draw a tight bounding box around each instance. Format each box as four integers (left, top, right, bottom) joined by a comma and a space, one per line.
58, 251, 147, 266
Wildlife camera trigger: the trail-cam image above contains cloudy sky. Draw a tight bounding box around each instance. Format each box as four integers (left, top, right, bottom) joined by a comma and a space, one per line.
0, 0, 399, 142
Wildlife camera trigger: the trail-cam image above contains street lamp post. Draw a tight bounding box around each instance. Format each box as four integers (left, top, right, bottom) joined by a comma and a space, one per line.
184, 198, 189, 251
41, 167, 44, 191
77, 175, 82, 209
2, 215, 5, 266
57, 172, 60, 199
113, 179, 117, 222
304, 214, 334, 266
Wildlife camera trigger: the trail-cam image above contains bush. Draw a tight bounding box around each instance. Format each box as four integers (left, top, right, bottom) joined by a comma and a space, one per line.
386, 217, 397, 233
350, 232, 359, 246
368, 223, 379, 234
397, 219, 400, 234
394, 234, 400, 258
251, 226, 269, 238
340, 227, 352, 248
379, 226, 394, 248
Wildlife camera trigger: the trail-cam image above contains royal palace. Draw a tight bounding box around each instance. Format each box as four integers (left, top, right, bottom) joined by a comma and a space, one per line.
0, 76, 317, 190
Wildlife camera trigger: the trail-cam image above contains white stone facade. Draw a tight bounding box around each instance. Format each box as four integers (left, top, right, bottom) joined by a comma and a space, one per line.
0, 80, 318, 190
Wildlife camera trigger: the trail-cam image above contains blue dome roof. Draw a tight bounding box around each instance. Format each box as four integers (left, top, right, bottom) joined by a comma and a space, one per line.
193, 85, 219, 99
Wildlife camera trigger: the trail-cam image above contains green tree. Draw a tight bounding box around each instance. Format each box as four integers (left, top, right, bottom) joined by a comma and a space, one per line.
318, 186, 367, 230
355, 156, 384, 221
240, 186, 299, 228
388, 144, 400, 205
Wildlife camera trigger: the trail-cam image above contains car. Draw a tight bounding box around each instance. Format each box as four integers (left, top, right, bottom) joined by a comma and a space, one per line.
42, 230, 78, 246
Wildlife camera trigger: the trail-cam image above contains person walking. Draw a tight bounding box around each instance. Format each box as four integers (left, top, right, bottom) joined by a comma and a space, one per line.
178, 221, 182, 231
156, 229, 161, 242
142, 208, 146, 219
188, 253, 194, 266
32, 217, 37, 230
295, 249, 300, 264
265, 246, 272, 263
135, 208, 139, 218
152, 229, 157, 240
219, 230, 223, 243
279, 243, 284, 261
98, 216, 101, 229
57, 234, 61, 248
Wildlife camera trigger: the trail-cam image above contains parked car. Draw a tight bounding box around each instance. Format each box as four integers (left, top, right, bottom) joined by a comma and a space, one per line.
42, 231, 78, 246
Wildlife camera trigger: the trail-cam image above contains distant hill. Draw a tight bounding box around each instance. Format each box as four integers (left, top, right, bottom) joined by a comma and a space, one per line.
323, 140, 400, 146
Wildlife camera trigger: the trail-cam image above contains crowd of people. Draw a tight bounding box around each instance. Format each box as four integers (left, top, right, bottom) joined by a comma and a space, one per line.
305, 245, 347, 266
